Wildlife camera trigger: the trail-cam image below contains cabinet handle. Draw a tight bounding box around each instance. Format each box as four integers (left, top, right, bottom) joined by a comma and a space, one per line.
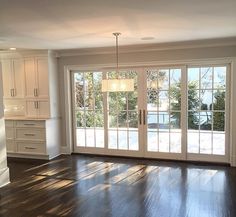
34, 88, 36, 97
25, 147, 36, 150
34, 101, 39, 109
143, 110, 146, 125
139, 109, 142, 125
13, 88, 16, 97
24, 133, 35, 136
35, 88, 38, 97
10, 89, 13, 97
23, 123, 35, 126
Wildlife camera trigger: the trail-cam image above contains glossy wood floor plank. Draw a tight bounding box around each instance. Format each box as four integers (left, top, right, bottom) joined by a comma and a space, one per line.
1, 155, 236, 217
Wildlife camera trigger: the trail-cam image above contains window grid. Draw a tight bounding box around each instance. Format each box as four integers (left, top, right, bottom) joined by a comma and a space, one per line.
74, 72, 104, 148
147, 68, 181, 153
187, 66, 226, 155
107, 71, 138, 151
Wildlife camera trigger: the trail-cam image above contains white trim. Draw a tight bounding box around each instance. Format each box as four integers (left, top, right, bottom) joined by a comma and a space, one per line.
57, 38, 236, 57
64, 57, 235, 164
231, 155, 236, 167
230, 58, 236, 166
60, 146, 72, 155
63, 66, 73, 154
7, 153, 50, 160
65, 57, 233, 72
0, 167, 10, 188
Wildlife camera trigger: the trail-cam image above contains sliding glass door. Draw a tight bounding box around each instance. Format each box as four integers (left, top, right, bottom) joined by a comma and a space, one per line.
71, 64, 229, 163
72, 69, 143, 157
73, 72, 105, 150
187, 66, 229, 162
143, 67, 185, 159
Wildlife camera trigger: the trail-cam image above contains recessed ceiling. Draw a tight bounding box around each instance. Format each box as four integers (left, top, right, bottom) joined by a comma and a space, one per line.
0, 0, 236, 50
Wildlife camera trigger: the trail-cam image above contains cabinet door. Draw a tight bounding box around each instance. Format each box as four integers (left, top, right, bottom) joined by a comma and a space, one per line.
25, 58, 36, 98
38, 100, 50, 118
26, 101, 38, 118
2, 59, 14, 98
12, 59, 25, 98
3, 99, 25, 117
36, 58, 49, 98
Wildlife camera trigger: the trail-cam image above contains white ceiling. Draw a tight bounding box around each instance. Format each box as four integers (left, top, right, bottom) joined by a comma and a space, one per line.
0, 0, 236, 50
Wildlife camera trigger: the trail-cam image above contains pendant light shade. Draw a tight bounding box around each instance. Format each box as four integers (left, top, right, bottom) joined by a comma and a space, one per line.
102, 33, 134, 92
102, 79, 134, 92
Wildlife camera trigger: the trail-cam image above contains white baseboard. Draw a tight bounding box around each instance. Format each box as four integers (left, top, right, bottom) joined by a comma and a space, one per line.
7, 153, 50, 160
0, 167, 10, 188
60, 146, 72, 155
231, 155, 236, 167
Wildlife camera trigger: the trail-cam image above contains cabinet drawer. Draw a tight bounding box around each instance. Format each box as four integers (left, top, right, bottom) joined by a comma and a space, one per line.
5, 128, 14, 140
17, 142, 46, 154
6, 140, 15, 153
15, 120, 45, 128
5, 120, 14, 127
16, 128, 46, 141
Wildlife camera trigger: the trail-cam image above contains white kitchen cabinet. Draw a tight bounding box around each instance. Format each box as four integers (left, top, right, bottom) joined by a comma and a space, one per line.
1, 51, 61, 160
2, 59, 24, 99
3, 99, 25, 117
24, 58, 36, 98
25, 57, 49, 99
5, 119, 60, 160
26, 100, 50, 118
36, 58, 49, 98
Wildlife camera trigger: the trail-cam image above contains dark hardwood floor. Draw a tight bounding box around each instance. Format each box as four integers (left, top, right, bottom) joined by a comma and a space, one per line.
1, 155, 236, 217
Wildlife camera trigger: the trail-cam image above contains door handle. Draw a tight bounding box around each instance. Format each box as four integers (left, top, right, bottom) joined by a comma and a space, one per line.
139, 109, 142, 125
143, 110, 146, 125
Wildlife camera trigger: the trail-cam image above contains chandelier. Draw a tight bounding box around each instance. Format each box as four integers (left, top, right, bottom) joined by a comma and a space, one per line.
101, 33, 134, 92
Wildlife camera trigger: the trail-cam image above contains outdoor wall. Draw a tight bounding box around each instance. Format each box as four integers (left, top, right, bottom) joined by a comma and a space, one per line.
57, 41, 236, 165
0, 62, 9, 187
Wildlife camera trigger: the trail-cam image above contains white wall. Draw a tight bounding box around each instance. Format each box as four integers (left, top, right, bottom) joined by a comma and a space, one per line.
58, 42, 236, 165
0, 62, 9, 187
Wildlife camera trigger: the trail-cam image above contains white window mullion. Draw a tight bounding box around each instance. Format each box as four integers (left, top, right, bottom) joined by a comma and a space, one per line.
181, 65, 188, 159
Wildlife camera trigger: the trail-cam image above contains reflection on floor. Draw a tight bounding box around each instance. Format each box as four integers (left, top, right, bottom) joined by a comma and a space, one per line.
1, 155, 236, 217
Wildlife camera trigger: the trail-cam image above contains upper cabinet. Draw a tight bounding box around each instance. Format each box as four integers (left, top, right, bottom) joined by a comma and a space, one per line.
2, 59, 24, 99
1, 52, 60, 119
25, 57, 49, 99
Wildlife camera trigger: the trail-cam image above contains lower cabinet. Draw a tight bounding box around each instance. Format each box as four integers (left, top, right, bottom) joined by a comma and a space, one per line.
5, 119, 60, 160
26, 100, 50, 119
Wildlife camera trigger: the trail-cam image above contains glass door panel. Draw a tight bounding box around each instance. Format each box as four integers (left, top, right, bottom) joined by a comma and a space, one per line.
73, 70, 142, 156
145, 67, 183, 158
187, 66, 228, 162
73, 72, 105, 150
107, 70, 140, 152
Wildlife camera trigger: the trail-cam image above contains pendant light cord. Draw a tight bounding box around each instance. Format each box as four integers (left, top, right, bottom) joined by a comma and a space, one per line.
113, 32, 121, 79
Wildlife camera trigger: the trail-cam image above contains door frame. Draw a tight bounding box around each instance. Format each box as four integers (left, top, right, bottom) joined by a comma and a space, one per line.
142, 65, 187, 160
63, 58, 233, 164
71, 67, 145, 158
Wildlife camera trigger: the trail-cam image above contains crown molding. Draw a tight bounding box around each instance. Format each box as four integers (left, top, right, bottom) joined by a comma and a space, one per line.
0, 49, 58, 59
57, 37, 236, 57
